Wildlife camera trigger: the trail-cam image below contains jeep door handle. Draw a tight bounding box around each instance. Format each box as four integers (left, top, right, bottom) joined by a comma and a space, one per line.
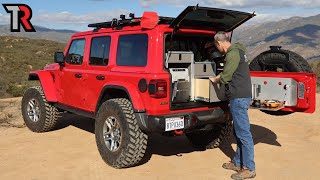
96, 75, 105, 80
75, 73, 82, 78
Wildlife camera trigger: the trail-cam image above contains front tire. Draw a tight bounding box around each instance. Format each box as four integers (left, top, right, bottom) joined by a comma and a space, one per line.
21, 86, 60, 132
95, 98, 148, 168
186, 113, 232, 149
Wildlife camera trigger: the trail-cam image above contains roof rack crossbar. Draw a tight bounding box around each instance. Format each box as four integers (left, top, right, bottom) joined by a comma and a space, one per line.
88, 16, 175, 29
88, 18, 139, 28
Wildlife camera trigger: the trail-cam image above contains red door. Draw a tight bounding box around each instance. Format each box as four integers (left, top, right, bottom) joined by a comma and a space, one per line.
59, 38, 87, 108
83, 36, 112, 112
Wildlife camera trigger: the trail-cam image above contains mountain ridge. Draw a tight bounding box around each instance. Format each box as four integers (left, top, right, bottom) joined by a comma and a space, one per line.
233, 14, 320, 61
0, 25, 77, 43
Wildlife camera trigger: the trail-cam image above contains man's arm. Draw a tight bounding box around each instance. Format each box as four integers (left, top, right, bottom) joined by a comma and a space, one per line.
209, 74, 220, 83
219, 50, 241, 84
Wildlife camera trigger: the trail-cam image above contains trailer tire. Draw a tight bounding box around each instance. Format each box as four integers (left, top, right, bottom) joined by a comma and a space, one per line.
249, 47, 313, 116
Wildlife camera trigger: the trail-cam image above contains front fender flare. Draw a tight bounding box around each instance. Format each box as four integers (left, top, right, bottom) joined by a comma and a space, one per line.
28, 71, 57, 102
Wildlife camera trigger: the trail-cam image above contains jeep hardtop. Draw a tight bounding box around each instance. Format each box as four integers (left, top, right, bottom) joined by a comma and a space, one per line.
21, 6, 317, 168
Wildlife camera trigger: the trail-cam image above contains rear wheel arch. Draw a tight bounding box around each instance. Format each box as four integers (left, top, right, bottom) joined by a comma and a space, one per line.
95, 85, 145, 113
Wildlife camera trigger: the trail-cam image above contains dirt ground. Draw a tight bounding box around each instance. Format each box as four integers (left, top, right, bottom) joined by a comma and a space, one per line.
0, 95, 319, 180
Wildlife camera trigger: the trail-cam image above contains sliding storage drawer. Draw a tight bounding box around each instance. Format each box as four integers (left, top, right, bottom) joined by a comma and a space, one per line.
193, 78, 226, 102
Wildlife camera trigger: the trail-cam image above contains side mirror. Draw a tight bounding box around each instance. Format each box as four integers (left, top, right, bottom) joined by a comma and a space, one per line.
54, 52, 64, 64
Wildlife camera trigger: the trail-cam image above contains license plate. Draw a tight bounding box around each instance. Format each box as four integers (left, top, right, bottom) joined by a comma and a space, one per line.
165, 117, 184, 131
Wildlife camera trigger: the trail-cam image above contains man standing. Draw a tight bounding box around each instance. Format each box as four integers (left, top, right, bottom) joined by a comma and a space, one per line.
209, 31, 256, 180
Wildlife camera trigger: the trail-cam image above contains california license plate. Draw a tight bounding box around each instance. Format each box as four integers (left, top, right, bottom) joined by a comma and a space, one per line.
165, 117, 184, 131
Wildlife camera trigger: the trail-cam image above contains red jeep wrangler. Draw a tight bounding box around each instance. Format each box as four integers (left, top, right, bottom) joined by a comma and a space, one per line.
21, 6, 317, 168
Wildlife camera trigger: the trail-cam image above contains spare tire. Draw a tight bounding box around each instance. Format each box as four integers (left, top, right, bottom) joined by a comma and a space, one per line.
249, 46, 313, 116
249, 46, 313, 73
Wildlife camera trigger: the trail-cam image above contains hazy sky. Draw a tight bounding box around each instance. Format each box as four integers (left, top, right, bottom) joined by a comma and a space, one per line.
1, 0, 319, 30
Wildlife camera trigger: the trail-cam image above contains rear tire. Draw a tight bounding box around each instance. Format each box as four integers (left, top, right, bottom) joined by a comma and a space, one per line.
186, 113, 232, 149
21, 86, 60, 132
249, 47, 313, 116
95, 98, 148, 168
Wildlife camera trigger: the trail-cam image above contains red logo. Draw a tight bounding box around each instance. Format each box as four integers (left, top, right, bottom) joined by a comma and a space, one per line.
2, 4, 36, 32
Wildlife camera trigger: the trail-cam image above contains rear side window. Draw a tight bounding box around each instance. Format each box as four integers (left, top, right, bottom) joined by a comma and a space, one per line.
117, 34, 148, 66
66, 39, 85, 65
89, 36, 111, 66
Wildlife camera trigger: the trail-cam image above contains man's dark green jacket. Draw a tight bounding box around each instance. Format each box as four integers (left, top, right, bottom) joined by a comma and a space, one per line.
219, 43, 252, 100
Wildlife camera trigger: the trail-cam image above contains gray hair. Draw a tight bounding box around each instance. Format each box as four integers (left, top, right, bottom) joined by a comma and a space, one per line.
214, 31, 230, 42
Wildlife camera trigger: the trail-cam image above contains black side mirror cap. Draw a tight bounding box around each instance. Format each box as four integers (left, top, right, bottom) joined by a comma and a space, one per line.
54, 52, 64, 64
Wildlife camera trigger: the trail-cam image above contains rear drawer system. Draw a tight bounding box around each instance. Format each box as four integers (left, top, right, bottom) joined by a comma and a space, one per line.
165, 51, 226, 103
165, 51, 316, 113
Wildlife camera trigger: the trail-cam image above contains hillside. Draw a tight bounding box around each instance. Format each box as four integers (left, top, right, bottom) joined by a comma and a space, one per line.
233, 14, 320, 62
0, 36, 65, 98
0, 25, 76, 43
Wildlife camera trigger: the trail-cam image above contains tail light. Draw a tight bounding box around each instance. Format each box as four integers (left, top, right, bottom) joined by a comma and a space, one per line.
148, 79, 167, 98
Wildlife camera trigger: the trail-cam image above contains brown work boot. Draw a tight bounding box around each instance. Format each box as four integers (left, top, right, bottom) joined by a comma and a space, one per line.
222, 162, 241, 172
231, 168, 256, 180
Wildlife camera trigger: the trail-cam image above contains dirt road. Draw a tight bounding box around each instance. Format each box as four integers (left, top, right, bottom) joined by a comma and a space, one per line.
0, 96, 319, 180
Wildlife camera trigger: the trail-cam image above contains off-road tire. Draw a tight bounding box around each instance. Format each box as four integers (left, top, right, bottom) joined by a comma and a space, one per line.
249, 50, 313, 73
21, 86, 60, 132
249, 49, 313, 116
186, 113, 232, 149
95, 98, 148, 168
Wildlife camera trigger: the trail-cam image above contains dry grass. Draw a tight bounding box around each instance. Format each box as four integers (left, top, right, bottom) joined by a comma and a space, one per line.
0, 36, 65, 98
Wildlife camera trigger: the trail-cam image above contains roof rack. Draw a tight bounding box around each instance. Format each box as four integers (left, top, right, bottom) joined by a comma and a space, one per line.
88, 13, 175, 30
159, 16, 175, 24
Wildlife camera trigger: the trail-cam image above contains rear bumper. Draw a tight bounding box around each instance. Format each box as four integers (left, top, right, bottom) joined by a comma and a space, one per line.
135, 107, 226, 133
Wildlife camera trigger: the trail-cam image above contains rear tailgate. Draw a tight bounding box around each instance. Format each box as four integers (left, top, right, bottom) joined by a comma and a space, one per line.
250, 71, 317, 113
169, 6, 255, 32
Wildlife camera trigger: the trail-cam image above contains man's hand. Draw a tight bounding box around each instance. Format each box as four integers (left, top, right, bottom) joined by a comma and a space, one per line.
209, 74, 221, 83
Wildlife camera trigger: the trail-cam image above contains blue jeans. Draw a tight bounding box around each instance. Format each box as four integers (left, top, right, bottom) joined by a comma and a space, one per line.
230, 98, 255, 171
